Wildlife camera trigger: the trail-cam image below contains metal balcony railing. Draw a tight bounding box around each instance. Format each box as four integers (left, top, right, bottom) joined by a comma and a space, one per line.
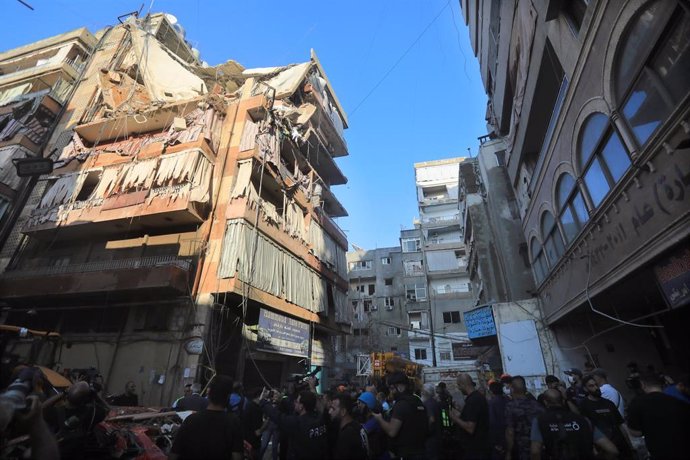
2, 255, 195, 279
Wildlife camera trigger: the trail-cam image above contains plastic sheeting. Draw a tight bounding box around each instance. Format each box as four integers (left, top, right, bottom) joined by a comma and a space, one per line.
247, 62, 311, 99
0, 146, 26, 190
39, 173, 83, 209
0, 83, 32, 107
128, 21, 207, 101
307, 219, 347, 278
219, 219, 328, 313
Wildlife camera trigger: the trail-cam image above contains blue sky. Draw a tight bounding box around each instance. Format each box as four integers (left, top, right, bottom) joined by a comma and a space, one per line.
2, 0, 487, 249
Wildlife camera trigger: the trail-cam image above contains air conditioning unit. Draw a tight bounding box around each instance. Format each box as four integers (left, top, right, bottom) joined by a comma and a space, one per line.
386, 306, 394, 311
371, 305, 378, 311
406, 294, 417, 301
410, 321, 421, 329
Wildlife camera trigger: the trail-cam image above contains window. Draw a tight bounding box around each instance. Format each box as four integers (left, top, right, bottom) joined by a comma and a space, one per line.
0, 196, 10, 222
402, 238, 421, 253
384, 278, 393, 286
386, 327, 401, 336
414, 348, 428, 360
405, 283, 427, 301
541, 212, 564, 266
556, 174, 589, 244
353, 328, 369, 336
363, 299, 372, 312
616, 2, 690, 147
563, 0, 588, 33
351, 300, 358, 308
349, 260, 372, 271
355, 285, 365, 293
381, 257, 391, 265
443, 311, 461, 324
390, 346, 398, 352
440, 351, 452, 361
530, 238, 548, 284
384, 297, 395, 309
578, 113, 631, 208
368, 284, 375, 296
75, 170, 101, 201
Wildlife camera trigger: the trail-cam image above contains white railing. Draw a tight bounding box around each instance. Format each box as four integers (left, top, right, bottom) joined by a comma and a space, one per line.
2, 255, 194, 279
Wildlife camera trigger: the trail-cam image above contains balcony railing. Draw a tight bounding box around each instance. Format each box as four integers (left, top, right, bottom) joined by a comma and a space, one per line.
2, 255, 195, 280
421, 214, 461, 225
431, 287, 472, 298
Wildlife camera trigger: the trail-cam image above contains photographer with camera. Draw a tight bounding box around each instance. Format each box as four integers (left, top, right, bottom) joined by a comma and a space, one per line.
0, 366, 59, 460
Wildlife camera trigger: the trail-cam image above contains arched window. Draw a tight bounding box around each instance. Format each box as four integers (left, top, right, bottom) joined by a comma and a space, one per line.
530, 238, 548, 285
577, 113, 632, 207
616, 1, 690, 146
541, 211, 564, 267
556, 174, 589, 243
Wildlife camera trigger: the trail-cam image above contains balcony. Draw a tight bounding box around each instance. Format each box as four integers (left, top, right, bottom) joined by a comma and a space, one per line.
23, 149, 212, 239
420, 214, 461, 228
0, 255, 194, 300
431, 287, 472, 299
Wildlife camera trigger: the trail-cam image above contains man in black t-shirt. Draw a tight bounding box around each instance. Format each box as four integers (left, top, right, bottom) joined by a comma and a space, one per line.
627, 372, 690, 459
260, 388, 328, 460
242, 387, 266, 459
373, 371, 428, 460
329, 393, 369, 460
170, 375, 243, 460
449, 373, 490, 460
579, 374, 632, 459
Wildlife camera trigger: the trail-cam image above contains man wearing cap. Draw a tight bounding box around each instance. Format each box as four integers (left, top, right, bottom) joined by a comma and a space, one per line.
564, 368, 586, 412
358, 392, 388, 460
373, 371, 427, 460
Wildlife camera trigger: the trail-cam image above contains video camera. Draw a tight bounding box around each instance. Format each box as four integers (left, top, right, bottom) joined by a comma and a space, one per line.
288, 366, 322, 388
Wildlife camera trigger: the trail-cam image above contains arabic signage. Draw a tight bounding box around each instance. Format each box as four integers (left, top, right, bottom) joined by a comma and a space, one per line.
257, 309, 310, 358
452, 342, 493, 360
654, 245, 690, 309
464, 305, 497, 339
540, 149, 690, 322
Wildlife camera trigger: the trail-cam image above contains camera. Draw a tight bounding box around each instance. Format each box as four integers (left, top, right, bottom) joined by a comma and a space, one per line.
0, 367, 38, 432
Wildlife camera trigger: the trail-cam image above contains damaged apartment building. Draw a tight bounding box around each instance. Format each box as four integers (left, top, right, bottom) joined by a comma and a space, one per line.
0, 12, 351, 403
0, 28, 96, 270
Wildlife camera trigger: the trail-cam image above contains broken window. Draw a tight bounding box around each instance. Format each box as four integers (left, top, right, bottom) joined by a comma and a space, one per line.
349, 260, 372, 271
414, 348, 427, 360
75, 170, 102, 201
405, 283, 427, 301
381, 257, 391, 265
401, 238, 421, 253
367, 284, 375, 296
443, 311, 461, 324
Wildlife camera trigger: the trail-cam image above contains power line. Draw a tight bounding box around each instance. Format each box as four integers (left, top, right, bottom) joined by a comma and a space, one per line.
348, 0, 451, 117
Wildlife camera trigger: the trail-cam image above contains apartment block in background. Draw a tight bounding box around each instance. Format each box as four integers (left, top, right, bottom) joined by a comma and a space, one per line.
0, 12, 351, 403
345, 247, 408, 376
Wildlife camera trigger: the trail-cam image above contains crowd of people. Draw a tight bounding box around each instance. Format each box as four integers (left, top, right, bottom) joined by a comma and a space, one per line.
168, 366, 690, 460
1, 365, 689, 459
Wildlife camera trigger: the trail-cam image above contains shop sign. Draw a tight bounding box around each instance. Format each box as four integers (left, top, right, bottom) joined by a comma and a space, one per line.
654, 245, 690, 309
257, 309, 310, 358
464, 305, 496, 339
452, 341, 492, 359
184, 338, 204, 355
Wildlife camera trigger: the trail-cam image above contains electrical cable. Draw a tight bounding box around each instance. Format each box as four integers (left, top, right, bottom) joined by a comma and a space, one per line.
582, 253, 663, 328
348, 0, 451, 117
